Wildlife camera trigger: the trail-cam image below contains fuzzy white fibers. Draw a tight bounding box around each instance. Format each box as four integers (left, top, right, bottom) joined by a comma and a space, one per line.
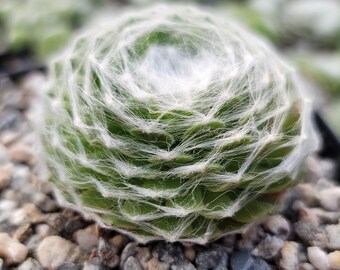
39, 5, 318, 243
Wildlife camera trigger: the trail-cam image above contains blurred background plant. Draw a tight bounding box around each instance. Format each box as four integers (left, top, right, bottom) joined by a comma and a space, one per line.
0, 0, 339, 133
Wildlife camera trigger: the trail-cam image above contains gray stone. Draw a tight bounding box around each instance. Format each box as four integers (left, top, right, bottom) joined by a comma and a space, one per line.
75, 225, 98, 252
98, 237, 119, 268
263, 215, 291, 239
0, 110, 22, 132
294, 220, 327, 248
253, 256, 272, 270
123, 256, 142, 270
252, 235, 284, 260
230, 250, 254, 270
196, 244, 228, 269
120, 242, 138, 268
152, 242, 185, 264
56, 262, 79, 270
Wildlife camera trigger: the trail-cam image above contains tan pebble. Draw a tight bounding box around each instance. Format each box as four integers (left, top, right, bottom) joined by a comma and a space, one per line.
0, 233, 28, 264
0, 163, 13, 190
23, 203, 45, 223
136, 247, 151, 269
13, 223, 31, 242
297, 184, 317, 205
111, 234, 129, 250
279, 241, 300, 270
9, 144, 35, 165
36, 235, 85, 268
328, 250, 340, 270
184, 246, 196, 262
307, 247, 329, 270
147, 257, 170, 270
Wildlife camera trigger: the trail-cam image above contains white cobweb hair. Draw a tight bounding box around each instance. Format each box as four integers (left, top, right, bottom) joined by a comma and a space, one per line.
36, 4, 318, 243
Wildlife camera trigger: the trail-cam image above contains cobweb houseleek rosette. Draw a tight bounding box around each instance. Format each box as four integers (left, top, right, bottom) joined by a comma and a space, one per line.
40, 5, 317, 243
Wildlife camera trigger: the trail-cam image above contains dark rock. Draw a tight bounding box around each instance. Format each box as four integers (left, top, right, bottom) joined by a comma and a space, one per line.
56, 262, 78, 270
152, 242, 185, 264
230, 250, 275, 270
253, 256, 272, 270
98, 237, 120, 268
230, 250, 254, 270
195, 244, 228, 269
61, 215, 88, 238
0, 110, 22, 131
252, 235, 284, 260
123, 256, 143, 270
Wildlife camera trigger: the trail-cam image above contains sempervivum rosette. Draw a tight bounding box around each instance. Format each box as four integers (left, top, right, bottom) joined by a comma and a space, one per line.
40, 5, 317, 243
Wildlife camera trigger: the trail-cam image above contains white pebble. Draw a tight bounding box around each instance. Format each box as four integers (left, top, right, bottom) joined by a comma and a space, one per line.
0, 233, 28, 264
36, 235, 84, 268
307, 246, 329, 270
318, 187, 340, 211
325, 224, 340, 250
327, 250, 340, 270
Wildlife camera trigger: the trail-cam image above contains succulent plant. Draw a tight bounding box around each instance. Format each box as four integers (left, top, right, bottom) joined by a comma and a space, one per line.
0, 0, 95, 59
40, 5, 317, 243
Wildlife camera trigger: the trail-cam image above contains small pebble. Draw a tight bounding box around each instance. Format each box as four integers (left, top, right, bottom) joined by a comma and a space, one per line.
111, 234, 129, 250
0, 163, 13, 190
56, 262, 78, 270
36, 235, 84, 268
294, 220, 327, 248
135, 247, 151, 269
263, 215, 291, 239
123, 256, 143, 270
22, 203, 45, 223
10, 165, 30, 189
184, 246, 196, 262
9, 144, 35, 165
297, 183, 317, 205
298, 262, 316, 270
120, 242, 138, 268
307, 246, 329, 270
83, 260, 101, 270
171, 260, 196, 270
33, 193, 58, 213
98, 237, 120, 268
252, 234, 284, 260
253, 256, 272, 270
75, 225, 98, 252
35, 224, 57, 238
152, 242, 185, 264
195, 245, 228, 269
327, 250, 340, 270
13, 223, 32, 243
147, 257, 170, 270
279, 241, 300, 270
325, 223, 340, 250
18, 258, 43, 270
317, 188, 340, 211
0, 233, 28, 265
230, 250, 253, 270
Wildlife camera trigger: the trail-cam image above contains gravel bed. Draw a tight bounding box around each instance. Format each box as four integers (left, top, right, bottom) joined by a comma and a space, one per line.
0, 73, 339, 270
